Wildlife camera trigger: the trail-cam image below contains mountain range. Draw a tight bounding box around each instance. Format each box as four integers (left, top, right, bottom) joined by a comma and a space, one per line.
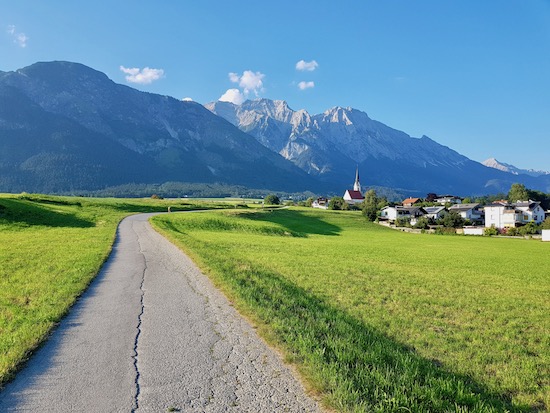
1, 61, 549, 196
0, 61, 317, 193
206, 99, 550, 195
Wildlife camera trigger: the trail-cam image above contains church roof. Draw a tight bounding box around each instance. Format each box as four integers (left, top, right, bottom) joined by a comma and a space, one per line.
345, 190, 365, 200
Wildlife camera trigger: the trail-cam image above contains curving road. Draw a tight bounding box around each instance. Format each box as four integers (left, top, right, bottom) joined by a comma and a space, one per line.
0, 213, 321, 412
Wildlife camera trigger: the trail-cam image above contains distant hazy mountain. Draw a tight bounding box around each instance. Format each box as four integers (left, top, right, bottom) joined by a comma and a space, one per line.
0, 61, 317, 193
482, 158, 550, 178
206, 99, 550, 195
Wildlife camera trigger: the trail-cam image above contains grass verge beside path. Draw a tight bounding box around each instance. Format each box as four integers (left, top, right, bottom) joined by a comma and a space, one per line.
151, 208, 549, 413
0, 193, 232, 387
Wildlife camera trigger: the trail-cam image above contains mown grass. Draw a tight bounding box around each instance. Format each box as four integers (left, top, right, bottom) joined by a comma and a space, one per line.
0, 193, 232, 386
151, 208, 549, 412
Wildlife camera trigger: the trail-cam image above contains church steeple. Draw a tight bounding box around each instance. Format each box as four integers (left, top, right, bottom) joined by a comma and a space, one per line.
353, 166, 361, 192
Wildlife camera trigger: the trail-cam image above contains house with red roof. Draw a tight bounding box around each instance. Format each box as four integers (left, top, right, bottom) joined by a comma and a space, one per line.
402, 197, 422, 207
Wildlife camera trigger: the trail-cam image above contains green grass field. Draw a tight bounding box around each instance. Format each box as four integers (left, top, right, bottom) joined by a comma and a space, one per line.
151, 208, 549, 412
0, 194, 232, 386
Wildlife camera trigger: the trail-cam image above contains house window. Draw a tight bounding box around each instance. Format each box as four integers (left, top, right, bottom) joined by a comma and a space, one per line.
523, 215, 529, 221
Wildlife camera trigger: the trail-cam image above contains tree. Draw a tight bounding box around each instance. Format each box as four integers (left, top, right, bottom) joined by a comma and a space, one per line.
328, 196, 348, 210
264, 194, 280, 205
542, 217, 550, 230
426, 193, 437, 202
508, 183, 530, 203
362, 189, 379, 221
439, 211, 464, 228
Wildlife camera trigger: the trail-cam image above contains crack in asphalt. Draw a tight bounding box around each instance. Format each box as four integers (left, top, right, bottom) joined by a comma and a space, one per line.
131, 223, 147, 413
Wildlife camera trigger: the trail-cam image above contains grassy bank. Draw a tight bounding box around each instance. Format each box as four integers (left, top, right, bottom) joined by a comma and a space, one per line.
0, 194, 231, 386
152, 208, 549, 412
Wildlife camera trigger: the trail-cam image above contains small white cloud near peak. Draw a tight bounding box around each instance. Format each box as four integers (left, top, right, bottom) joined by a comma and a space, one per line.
298, 81, 315, 90
7, 25, 28, 48
296, 60, 318, 72
229, 70, 265, 96
119, 66, 165, 85
219, 88, 245, 105
181, 97, 193, 102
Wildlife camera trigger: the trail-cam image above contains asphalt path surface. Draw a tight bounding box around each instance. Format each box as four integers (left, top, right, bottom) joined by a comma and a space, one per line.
0, 213, 322, 412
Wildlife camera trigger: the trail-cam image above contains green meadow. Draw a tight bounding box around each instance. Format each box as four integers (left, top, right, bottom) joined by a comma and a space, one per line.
152, 208, 549, 412
0, 194, 231, 386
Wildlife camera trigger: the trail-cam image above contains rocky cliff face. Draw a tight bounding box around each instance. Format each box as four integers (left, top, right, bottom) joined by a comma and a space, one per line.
206, 99, 550, 195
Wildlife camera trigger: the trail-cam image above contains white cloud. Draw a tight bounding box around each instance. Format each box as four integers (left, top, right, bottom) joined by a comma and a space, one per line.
219, 88, 245, 105
298, 81, 315, 90
228, 70, 265, 96
181, 97, 193, 101
7, 25, 28, 48
119, 66, 164, 84
296, 60, 318, 72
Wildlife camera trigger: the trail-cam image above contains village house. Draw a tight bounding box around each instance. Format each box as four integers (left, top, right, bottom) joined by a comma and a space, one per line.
402, 197, 422, 207
435, 195, 463, 205
448, 203, 484, 223
343, 167, 365, 205
423, 206, 448, 221
484, 200, 545, 229
312, 197, 329, 210
380, 206, 425, 225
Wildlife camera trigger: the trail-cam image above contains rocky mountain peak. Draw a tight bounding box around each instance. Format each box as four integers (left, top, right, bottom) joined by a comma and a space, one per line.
241, 98, 295, 123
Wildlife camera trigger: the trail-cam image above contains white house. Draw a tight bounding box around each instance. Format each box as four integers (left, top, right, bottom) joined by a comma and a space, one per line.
312, 197, 329, 209
423, 206, 447, 221
515, 201, 545, 224
380, 206, 425, 225
435, 195, 463, 205
448, 203, 483, 223
485, 200, 545, 229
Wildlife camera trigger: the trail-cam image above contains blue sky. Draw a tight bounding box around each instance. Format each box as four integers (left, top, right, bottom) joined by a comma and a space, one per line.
2, 1, 550, 171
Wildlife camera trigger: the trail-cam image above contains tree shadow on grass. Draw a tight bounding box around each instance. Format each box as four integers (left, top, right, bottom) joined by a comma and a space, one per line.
212, 256, 533, 412
236, 209, 342, 237
0, 199, 94, 228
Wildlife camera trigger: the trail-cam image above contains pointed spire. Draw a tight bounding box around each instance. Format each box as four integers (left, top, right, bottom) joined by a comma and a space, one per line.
353, 165, 361, 192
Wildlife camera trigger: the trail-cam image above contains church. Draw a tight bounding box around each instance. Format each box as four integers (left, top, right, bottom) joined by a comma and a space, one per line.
343, 167, 365, 204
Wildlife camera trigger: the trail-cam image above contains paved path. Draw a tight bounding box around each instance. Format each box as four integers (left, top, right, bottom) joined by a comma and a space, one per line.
0, 213, 321, 412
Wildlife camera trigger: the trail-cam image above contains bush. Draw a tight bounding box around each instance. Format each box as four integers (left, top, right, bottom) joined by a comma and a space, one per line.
395, 217, 411, 228
541, 217, 550, 230
518, 222, 539, 236
506, 227, 519, 236
413, 216, 430, 229
484, 227, 499, 236
435, 227, 457, 235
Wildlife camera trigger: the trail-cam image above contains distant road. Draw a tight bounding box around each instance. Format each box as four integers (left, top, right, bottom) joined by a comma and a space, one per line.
0, 213, 321, 412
